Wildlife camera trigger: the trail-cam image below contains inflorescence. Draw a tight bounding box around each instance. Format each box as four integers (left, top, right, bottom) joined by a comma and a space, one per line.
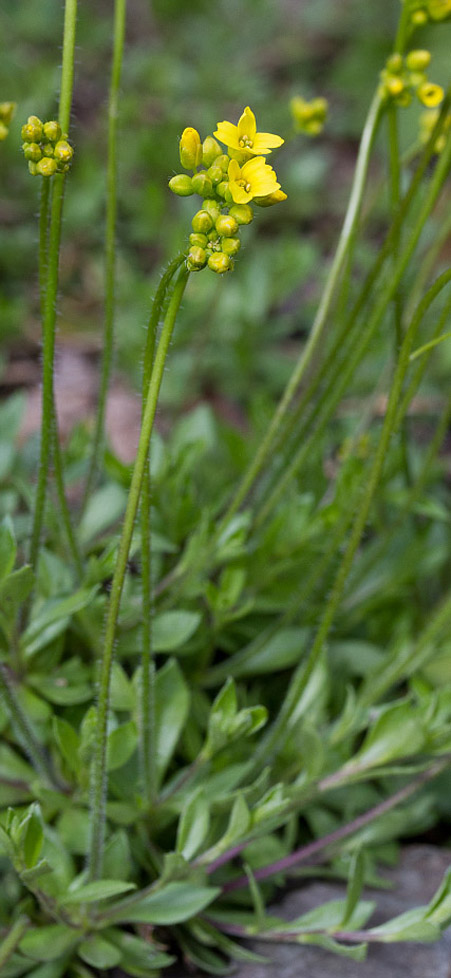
169, 106, 286, 274
290, 96, 328, 136
379, 49, 444, 108
21, 115, 74, 177
408, 0, 451, 25
0, 102, 16, 142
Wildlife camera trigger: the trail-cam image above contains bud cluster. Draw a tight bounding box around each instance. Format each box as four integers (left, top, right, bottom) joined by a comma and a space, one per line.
409, 0, 451, 24
21, 115, 74, 177
0, 102, 16, 142
169, 108, 286, 275
379, 50, 444, 108
290, 96, 328, 136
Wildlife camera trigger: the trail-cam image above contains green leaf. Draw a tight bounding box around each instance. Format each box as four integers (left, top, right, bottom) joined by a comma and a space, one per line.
20, 925, 79, 962
106, 929, 175, 972
347, 701, 426, 772
426, 867, 451, 927
52, 717, 80, 773
222, 628, 310, 679
154, 659, 190, 780
22, 588, 98, 658
79, 483, 127, 545
299, 933, 367, 960
108, 881, 221, 925
367, 907, 440, 942
20, 804, 44, 869
340, 848, 366, 927
62, 879, 136, 904
78, 935, 122, 969
57, 809, 90, 856
0, 567, 34, 627
176, 789, 210, 860
106, 721, 138, 771
153, 610, 201, 652
0, 516, 16, 582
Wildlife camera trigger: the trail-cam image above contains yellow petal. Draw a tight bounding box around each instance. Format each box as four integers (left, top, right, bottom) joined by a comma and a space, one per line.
214, 121, 241, 150
252, 132, 284, 153
228, 158, 241, 181
229, 181, 252, 204
237, 106, 257, 141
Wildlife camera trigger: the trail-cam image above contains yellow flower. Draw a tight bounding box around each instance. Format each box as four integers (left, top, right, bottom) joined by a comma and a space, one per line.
417, 81, 444, 106
290, 96, 328, 135
428, 0, 451, 19
214, 106, 283, 157
227, 156, 281, 204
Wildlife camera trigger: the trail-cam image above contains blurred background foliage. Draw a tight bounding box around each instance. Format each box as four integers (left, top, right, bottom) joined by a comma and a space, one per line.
0, 0, 451, 415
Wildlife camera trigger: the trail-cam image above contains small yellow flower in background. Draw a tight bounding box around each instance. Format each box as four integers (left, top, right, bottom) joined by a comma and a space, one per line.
417, 81, 444, 107
419, 107, 451, 151
428, 0, 451, 19
290, 96, 328, 136
214, 106, 284, 157
0, 101, 16, 141
227, 156, 281, 204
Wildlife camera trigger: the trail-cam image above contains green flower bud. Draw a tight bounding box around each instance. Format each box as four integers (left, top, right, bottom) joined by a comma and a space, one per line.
0, 122, 9, 140
168, 174, 194, 196
42, 143, 55, 157
208, 229, 219, 241
216, 154, 230, 172
202, 199, 222, 222
386, 53, 404, 74
54, 140, 73, 164
36, 156, 58, 177
23, 142, 42, 162
191, 171, 213, 197
411, 9, 428, 24
28, 161, 39, 175
192, 209, 214, 233
202, 136, 221, 167
208, 252, 232, 274
206, 164, 224, 185
406, 49, 431, 71
43, 120, 62, 142
21, 115, 43, 143
189, 232, 208, 248
179, 127, 203, 169
229, 203, 254, 225
216, 180, 229, 198
0, 102, 16, 125
428, 0, 451, 20
215, 214, 239, 237
187, 246, 208, 271
221, 236, 241, 256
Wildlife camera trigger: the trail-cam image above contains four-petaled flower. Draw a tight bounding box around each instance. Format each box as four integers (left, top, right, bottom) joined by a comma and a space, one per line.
228, 156, 280, 204
215, 106, 284, 157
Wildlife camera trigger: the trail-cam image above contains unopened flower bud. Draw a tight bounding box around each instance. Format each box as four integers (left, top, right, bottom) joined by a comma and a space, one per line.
54, 140, 73, 164
406, 49, 431, 71
228, 203, 253, 225
191, 171, 213, 197
42, 143, 55, 157
192, 209, 214, 233
0, 102, 16, 125
215, 214, 239, 237
208, 252, 232, 274
36, 156, 58, 177
0, 122, 8, 140
28, 161, 39, 175
169, 174, 194, 196
385, 75, 405, 97
202, 199, 222, 222
417, 81, 444, 106
411, 9, 428, 24
216, 180, 229, 198
221, 236, 241, 256
216, 154, 231, 173
207, 164, 224, 185
22, 115, 43, 143
189, 232, 208, 248
43, 120, 62, 142
253, 189, 288, 207
428, 0, 451, 19
23, 142, 42, 162
202, 136, 221, 167
179, 127, 202, 169
187, 246, 208, 271
386, 53, 404, 74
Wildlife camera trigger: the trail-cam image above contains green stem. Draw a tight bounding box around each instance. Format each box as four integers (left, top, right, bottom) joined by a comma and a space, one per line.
218, 90, 383, 528
140, 254, 184, 804
0, 665, 58, 787
82, 0, 127, 508
88, 267, 189, 882
0, 917, 30, 971
28, 0, 78, 572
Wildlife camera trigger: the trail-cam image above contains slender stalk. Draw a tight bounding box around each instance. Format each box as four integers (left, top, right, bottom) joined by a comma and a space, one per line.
216, 759, 447, 889
82, 0, 127, 508
88, 267, 189, 882
28, 0, 78, 572
218, 90, 383, 528
0, 665, 58, 787
140, 254, 184, 804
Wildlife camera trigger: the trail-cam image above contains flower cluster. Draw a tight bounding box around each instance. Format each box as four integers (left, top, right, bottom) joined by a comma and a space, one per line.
169, 107, 286, 274
419, 107, 451, 152
21, 115, 74, 177
379, 50, 444, 108
290, 95, 328, 136
409, 0, 451, 24
0, 102, 16, 142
